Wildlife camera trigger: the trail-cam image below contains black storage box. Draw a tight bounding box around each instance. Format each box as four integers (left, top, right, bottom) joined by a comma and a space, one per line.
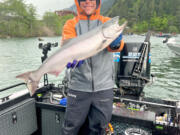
0, 98, 37, 135
36, 102, 65, 135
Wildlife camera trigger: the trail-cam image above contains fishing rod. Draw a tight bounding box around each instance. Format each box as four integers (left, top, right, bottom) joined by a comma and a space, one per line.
0, 83, 26, 92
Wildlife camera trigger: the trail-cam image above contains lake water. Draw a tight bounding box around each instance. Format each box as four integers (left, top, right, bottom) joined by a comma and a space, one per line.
0, 35, 180, 100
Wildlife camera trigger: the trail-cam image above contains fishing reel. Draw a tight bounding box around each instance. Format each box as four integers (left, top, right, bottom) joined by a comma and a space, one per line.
38, 42, 58, 62
39, 42, 58, 53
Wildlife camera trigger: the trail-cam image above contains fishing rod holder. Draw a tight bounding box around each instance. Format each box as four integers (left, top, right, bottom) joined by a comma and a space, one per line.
38, 42, 58, 86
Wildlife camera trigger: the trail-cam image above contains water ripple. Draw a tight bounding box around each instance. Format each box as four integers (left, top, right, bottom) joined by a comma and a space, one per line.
0, 36, 180, 100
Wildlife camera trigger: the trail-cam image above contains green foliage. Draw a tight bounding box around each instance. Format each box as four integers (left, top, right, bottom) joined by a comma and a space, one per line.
0, 0, 74, 37
150, 15, 168, 32
43, 12, 74, 35
43, 12, 61, 35
0, 0, 179, 37
132, 21, 148, 33
169, 26, 179, 33
106, 0, 180, 33
0, 0, 38, 37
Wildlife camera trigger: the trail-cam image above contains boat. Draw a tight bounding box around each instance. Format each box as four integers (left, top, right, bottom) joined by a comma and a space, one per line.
155, 32, 171, 38
165, 37, 180, 56
0, 32, 180, 135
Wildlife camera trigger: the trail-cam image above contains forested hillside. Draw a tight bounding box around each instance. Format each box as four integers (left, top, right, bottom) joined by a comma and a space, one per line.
0, 0, 74, 38
105, 0, 180, 33
100, 0, 116, 14
0, 0, 179, 38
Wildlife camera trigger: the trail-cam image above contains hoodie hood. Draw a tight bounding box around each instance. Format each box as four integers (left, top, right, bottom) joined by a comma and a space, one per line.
75, 0, 101, 20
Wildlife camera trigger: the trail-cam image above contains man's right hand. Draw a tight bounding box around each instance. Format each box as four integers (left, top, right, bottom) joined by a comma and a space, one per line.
66, 60, 84, 69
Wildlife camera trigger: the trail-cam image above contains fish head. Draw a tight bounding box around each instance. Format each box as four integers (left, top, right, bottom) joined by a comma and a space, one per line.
102, 16, 127, 39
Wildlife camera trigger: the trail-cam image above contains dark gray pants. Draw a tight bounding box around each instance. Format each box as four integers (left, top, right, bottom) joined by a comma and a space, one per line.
61, 89, 113, 135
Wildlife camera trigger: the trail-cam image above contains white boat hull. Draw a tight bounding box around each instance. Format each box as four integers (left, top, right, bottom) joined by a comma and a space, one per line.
166, 37, 180, 55
167, 43, 180, 55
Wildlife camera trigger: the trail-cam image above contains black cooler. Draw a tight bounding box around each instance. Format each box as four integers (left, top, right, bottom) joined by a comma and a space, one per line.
0, 95, 37, 135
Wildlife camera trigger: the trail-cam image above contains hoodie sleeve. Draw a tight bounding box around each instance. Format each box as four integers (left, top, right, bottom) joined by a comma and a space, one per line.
61, 18, 77, 46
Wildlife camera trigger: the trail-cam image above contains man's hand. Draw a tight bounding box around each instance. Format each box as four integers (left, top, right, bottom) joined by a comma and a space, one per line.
109, 34, 123, 50
66, 60, 84, 69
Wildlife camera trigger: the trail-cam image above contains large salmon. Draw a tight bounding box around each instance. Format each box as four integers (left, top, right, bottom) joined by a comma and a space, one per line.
16, 16, 127, 96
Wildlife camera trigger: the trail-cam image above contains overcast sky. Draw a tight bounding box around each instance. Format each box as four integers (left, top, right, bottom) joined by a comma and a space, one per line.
25, 0, 74, 17
0, 0, 75, 18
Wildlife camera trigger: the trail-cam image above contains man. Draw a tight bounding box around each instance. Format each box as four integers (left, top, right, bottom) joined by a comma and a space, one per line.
61, 0, 124, 134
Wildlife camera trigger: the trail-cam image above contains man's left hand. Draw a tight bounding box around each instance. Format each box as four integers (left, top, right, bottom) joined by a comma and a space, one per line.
109, 34, 123, 50
66, 60, 84, 69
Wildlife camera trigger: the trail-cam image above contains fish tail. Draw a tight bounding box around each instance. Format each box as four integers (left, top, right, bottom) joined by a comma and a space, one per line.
16, 71, 40, 96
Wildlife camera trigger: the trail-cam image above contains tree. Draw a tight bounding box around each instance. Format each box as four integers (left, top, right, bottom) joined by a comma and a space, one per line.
106, 0, 180, 33
169, 26, 179, 33
175, 4, 180, 31
0, 0, 38, 37
150, 14, 168, 32
132, 21, 148, 33
43, 12, 61, 35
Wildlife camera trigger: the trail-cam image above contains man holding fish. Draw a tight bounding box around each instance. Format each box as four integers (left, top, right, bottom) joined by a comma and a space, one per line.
16, 0, 127, 134
61, 0, 125, 134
